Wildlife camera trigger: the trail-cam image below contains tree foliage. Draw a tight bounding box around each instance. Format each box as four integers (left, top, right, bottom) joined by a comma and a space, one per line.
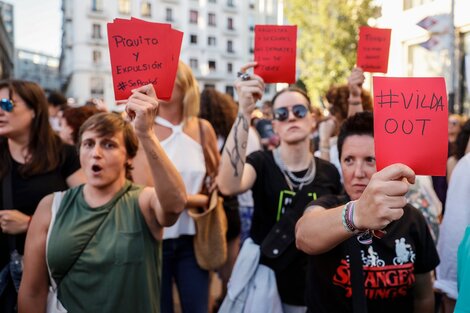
285, 0, 379, 106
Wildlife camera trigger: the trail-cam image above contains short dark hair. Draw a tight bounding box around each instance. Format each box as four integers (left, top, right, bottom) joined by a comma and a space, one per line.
47, 91, 67, 108
78, 112, 138, 179
337, 111, 374, 160
271, 86, 312, 111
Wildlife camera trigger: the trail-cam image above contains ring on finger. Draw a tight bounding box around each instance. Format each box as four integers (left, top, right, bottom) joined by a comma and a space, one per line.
240, 73, 251, 81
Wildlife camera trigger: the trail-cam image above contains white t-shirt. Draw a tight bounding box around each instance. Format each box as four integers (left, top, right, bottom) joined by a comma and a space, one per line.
435, 154, 470, 299
156, 116, 206, 240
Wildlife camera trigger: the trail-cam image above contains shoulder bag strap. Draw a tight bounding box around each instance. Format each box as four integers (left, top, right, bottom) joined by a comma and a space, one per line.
349, 240, 368, 313
46, 191, 64, 290
2, 161, 18, 252
260, 186, 311, 259
2, 166, 13, 210
48, 183, 132, 286
198, 119, 217, 193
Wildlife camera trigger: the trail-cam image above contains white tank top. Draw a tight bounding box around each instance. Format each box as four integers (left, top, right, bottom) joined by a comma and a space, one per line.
155, 116, 206, 239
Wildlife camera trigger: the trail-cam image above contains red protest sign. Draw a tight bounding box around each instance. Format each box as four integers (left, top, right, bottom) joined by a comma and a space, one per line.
254, 25, 297, 83
107, 19, 182, 101
357, 26, 391, 73
373, 77, 448, 176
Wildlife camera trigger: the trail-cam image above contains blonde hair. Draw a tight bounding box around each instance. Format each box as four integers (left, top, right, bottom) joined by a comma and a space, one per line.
175, 61, 200, 121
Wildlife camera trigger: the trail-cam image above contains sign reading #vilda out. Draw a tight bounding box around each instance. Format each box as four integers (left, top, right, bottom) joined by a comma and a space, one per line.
373, 77, 448, 176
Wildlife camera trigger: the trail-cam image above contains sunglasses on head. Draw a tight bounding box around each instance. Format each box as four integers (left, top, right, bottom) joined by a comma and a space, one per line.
274, 104, 308, 122
0, 98, 15, 112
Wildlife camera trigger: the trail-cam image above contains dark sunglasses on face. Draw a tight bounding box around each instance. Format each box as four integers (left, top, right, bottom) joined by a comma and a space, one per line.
274, 104, 308, 122
0, 98, 15, 112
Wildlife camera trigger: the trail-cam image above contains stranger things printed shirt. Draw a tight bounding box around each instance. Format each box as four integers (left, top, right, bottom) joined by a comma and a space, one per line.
305, 196, 439, 313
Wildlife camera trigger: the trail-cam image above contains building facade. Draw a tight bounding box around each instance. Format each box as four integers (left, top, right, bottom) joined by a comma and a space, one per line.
60, 0, 283, 109
14, 49, 61, 92
0, 1, 14, 79
377, 0, 470, 115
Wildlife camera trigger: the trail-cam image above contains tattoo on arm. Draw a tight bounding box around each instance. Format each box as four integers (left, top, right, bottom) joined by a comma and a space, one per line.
226, 114, 249, 177
148, 149, 160, 161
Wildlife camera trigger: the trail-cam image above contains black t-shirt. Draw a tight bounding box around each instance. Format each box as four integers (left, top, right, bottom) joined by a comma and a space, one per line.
246, 150, 342, 305
0, 144, 80, 268
305, 195, 440, 313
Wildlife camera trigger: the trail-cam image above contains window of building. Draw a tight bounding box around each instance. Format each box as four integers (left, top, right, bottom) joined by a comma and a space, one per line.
90, 77, 104, 95
93, 50, 102, 64
208, 36, 216, 46
141, 1, 151, 17
249, 0, 255, 9
227, 62, 233, 73
208, 0, 216, 2
190, 34, 198, 44
208, 13, 216, 26
403, 0, 434, 10
249, 38, 254, 54
205, 84, 216, 89
91, 0, 103, 11
227, 0, 235, 7
190, 10, 198, 24
248, 16, 254, 31
225, 86, 234, 97
208, 60, 216, 71
92, 23, 102, 39
166, 8, 173, 22
265, 84, 271, 93
227, 40, 234, 53
118, 0, 131, 14
189, 58, 199, 70
227, 17, 234, 30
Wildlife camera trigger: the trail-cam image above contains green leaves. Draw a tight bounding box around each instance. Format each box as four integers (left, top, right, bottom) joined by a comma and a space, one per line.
285, 0, 378, 107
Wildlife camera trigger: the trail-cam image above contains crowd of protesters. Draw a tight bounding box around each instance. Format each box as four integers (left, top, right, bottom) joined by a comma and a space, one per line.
0, 59, 469, 313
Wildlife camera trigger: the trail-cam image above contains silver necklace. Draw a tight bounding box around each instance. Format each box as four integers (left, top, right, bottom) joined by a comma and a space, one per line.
273, 147, 316, 189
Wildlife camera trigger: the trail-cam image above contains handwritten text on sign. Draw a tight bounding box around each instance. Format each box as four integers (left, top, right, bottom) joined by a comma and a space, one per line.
373, 77, 447, 176
254, 25, 297, 84
107, 19, 182, 101
357, 26, 391, 73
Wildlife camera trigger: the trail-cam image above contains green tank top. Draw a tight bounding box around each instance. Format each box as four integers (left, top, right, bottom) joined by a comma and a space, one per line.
47, 180, 161, 313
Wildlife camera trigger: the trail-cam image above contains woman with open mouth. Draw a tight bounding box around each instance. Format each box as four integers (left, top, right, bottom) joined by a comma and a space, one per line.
17, 84, 187, 313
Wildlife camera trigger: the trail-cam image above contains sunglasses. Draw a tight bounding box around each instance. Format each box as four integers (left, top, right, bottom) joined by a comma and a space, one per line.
0, 98, 15, 112
274, 104, 308, 122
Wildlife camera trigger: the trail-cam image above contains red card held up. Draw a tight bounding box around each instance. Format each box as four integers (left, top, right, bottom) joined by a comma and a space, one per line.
373, 77, 448, 176
107, 18, 182, 101
357, 26, 391, 73
254, 25, 297, 84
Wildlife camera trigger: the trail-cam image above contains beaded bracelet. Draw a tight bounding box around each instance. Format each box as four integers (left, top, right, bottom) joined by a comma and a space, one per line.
342, 201, 358, 233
